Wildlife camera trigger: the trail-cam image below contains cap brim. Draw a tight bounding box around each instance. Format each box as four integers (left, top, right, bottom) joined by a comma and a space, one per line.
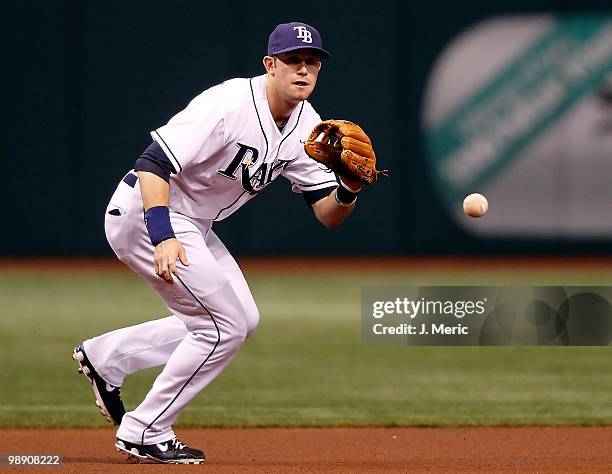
270, 45, 331, 59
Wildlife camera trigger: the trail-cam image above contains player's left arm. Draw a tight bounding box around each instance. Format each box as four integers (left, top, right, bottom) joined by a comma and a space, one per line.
311, 179, 363, 228
302, 118, 388, 228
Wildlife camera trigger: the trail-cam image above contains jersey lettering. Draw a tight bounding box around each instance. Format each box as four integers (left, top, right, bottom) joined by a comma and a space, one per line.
218, 143, 259, 180
220, 142, 291, 195
267, 160, 288, 182
242, 163, 266, 194
241, 160, 290, 195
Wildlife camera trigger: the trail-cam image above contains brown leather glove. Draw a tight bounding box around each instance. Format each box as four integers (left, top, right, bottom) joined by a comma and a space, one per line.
303, 120, 388, 185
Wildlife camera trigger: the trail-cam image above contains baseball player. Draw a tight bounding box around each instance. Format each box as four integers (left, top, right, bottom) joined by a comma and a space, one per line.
72, 22, 380, 464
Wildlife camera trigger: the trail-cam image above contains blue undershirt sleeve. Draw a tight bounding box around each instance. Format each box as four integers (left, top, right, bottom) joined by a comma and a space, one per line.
134, 141, 178, 183
302, 185, 337, 208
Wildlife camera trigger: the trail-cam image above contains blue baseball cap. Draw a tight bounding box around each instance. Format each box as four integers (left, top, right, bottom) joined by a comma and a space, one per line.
267, 22, 330, 59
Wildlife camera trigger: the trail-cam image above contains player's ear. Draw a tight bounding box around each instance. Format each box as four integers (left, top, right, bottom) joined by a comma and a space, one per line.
263, 55, 275, 75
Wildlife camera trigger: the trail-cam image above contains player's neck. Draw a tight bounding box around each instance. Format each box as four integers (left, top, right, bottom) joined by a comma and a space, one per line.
266, 80, 298, 127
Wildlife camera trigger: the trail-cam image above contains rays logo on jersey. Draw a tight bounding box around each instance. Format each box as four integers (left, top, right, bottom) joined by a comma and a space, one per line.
218, 143, 289, 195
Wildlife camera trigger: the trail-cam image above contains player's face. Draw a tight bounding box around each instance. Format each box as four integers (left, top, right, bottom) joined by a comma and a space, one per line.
270, 50, 322, 102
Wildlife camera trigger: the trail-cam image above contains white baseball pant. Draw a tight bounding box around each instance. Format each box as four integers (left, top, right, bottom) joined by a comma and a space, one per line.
83, 174, 259, 444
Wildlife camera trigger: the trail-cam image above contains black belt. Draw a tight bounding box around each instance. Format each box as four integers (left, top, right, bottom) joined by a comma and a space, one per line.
123, 172, 138, 188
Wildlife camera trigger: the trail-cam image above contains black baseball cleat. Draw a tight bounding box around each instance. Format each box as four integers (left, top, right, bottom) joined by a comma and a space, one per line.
115, 437, 205, 464
72, 344, 126, 425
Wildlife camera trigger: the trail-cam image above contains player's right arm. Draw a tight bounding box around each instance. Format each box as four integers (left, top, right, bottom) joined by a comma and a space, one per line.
136, 84, 229, 281
136, 144, 188, 284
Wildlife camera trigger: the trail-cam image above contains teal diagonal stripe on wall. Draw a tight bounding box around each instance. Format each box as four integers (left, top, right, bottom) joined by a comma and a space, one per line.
426, 16, 612, 202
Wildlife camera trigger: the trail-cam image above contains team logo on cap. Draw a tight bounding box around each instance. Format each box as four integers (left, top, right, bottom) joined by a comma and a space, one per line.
293, 26, 312, 44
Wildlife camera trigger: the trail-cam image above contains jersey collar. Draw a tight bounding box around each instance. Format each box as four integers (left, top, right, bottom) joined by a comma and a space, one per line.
252, 74, 304, 139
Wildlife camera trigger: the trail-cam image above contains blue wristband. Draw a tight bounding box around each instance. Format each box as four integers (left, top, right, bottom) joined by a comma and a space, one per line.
144, 206, 175, 246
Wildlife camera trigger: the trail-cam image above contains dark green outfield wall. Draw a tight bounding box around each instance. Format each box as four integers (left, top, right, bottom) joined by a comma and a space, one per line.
5, 1, 611, 256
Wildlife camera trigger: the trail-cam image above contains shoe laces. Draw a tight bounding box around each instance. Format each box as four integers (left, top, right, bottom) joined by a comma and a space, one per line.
171, 438, 186, 450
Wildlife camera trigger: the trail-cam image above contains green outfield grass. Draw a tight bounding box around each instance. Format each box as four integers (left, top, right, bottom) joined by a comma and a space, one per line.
1, 262, 612, 428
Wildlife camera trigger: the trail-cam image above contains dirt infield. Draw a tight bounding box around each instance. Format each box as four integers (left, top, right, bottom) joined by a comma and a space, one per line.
4, 427, 612, 472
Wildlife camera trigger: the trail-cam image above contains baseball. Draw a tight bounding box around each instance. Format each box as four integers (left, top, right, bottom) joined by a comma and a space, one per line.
463, 193, 488, 218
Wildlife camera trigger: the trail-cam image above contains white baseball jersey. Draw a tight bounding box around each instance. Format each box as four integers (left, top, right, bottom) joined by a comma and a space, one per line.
151, 74, 337, 220
86, 72, 340, 447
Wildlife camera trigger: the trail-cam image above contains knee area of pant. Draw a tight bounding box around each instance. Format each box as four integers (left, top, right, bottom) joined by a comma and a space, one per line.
235, 303, 260, 338
224, 318, 249, 342
245, 305, 260, 337
191, 328, 244, 355
208, 326, 247, 356
205, 284, 258, 335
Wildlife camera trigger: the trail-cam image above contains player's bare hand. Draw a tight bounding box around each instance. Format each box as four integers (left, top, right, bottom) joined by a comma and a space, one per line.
154, 238, 189, 284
